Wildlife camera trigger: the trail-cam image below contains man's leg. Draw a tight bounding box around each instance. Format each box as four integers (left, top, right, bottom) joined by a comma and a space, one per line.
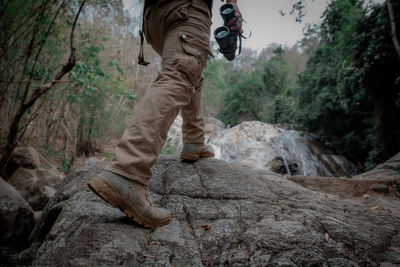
180, 80, 215, 160
181, 79, 206, 144
105, 63, 194, 183
88, 0, 213, 228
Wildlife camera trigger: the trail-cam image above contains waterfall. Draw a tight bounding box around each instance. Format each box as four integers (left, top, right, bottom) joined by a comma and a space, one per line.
166, 117, 358, 177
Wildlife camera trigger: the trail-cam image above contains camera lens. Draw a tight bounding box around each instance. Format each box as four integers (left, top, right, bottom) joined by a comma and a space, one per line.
221, 7, 234, 15
220, 4, 235, 23
215, 30, 229, 39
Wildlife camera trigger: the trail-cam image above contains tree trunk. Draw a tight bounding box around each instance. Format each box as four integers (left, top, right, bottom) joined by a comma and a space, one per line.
387, 0, 400, 62
0, 1, 86, 177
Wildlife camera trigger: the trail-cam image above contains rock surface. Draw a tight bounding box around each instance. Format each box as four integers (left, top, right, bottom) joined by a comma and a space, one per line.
165, 117, 358, 177
6, 146, 41, 178
8, 168, 64, 211
289, 153, 400, 219
20, 156, 400, 266
0, 177, 35, 250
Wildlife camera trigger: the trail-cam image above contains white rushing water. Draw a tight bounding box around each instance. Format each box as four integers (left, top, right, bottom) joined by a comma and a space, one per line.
165, 116, 358, 177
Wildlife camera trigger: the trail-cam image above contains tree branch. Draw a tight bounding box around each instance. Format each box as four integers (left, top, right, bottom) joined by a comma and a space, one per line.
21, 0, 63, 108
0, 0, 87, 175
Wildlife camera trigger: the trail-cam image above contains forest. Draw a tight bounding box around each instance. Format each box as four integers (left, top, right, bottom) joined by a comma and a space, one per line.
0, 0, 399, 176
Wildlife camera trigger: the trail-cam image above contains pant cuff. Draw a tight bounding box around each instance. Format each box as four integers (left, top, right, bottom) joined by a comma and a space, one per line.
104, 165, 150, 186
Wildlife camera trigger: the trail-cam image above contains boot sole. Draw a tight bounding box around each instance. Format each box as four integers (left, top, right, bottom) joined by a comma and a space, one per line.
88, 176, 171, 229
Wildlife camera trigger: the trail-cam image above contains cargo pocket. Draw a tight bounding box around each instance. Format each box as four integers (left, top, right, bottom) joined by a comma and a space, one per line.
173, 32, 212, 87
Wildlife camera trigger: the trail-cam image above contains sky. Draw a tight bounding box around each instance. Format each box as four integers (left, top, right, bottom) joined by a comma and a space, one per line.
124, 0, 386, 52
211, 0, 328, 51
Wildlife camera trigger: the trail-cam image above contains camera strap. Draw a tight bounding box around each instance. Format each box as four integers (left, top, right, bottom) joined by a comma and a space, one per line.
138, 2, 150, 66
237, 19, 251, 57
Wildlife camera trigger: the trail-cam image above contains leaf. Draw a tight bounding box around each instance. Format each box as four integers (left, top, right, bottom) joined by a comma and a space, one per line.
370, 205, 380, 210
325, 232, 329, 242
200, 224, 211, 230
387, 209, 392, 214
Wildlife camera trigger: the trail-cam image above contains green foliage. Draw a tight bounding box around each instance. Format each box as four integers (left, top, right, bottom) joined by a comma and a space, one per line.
202, 60, 229, 116
2, 0, 398, 173
161, 138, 177, 155
296, 0, 400, 167
67, 40, 133, 146
218, 47, 297, 125
0, 0, 147, 171
59, 154, 72, 174
213, 0, 400, 169
218, 71, 265, 125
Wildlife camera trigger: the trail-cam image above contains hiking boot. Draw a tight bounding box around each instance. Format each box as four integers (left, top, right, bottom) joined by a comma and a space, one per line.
180, 142, 214, 161
88, 171, 171, 228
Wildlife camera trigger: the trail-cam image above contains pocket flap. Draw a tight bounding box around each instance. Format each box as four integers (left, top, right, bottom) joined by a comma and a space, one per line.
179, 32, 214, 58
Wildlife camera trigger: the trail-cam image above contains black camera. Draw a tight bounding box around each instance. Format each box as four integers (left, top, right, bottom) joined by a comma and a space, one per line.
214, 4, 239, 61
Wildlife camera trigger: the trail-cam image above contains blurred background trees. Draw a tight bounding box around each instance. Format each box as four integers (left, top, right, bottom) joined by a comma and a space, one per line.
0, 0, 160, 174
0, 0, 399, 174
210, 0, 400, 169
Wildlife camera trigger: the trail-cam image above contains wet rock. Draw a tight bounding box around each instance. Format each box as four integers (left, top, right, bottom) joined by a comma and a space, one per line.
270, 157, 300, 175
0, 177, 35, 250
8, 168, 64, 211
6, 146, 41, 178
166, 118, 358, 177
21, 157, 400, 266
207, 121, 358, 177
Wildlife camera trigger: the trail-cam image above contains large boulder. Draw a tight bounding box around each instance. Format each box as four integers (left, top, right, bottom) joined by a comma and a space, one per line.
0, 177, 35, 251
163, 116, 225, 155
6, 146, 41, 178
20, 156, 400, 266
289, 152, 400, 218
8, 168, 64, 211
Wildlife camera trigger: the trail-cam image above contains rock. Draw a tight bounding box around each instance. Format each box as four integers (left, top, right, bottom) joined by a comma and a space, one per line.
205, 116, 225, 129
163, 115, 183, 155
270, 156, 300, 175
207, 121, 358, 177
354, 152, 400, 181
363, 194, 371, 199
287, 176, 397, 198
0, 177, 35, 250
8, 168, 64, 211
204, 116, 225, 139
163, 116, 225, 156
6, 146, 41, 178
208, 121, 281, 170
287, 154, 400, 218
369, 184, 389, 193
165, 118, 358, 177
20, 157, 400, 266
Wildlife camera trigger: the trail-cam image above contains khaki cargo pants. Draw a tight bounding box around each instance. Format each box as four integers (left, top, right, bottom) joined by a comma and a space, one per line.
106, 0, 212, 185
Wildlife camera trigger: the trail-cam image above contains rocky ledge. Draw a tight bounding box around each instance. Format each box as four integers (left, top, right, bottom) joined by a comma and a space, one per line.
19, 156, 400, 266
